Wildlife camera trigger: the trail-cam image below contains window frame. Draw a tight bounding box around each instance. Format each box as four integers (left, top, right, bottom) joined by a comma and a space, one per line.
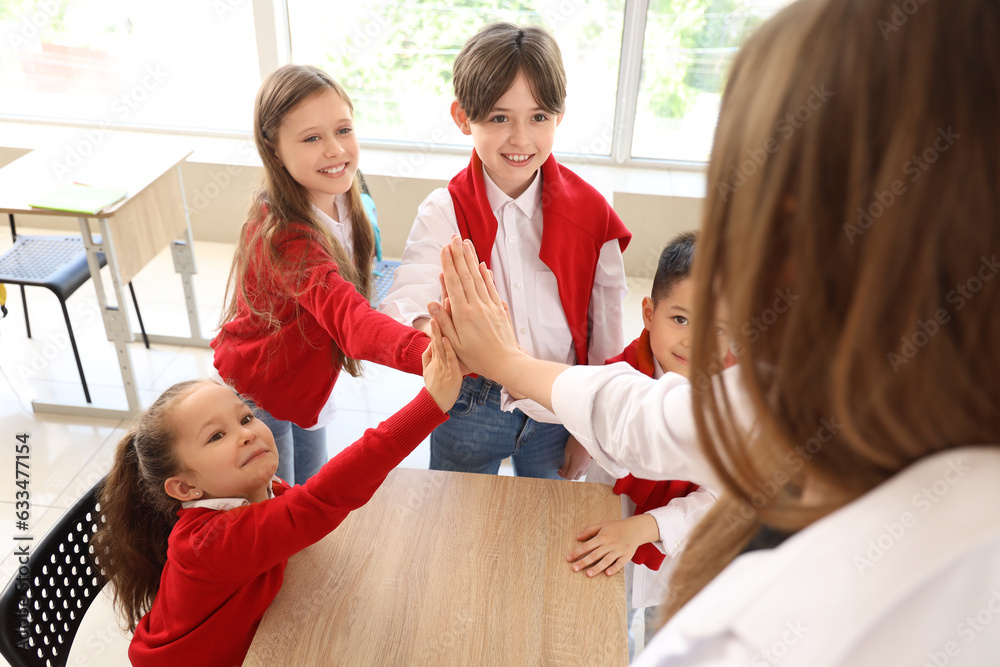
0, 0, 712, 171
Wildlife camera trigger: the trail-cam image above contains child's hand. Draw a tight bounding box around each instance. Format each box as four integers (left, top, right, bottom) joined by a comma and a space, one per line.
566, 514, 660, 577
422, 318, 463, 412
558, 435, 592, 480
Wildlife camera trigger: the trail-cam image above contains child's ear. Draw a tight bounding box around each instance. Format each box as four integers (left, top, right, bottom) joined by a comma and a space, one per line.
641, 296, 655, 330
265, 141, 283, 167
556, 112, 564, 127
164, 475, 202, 502
451, 100, 472, 135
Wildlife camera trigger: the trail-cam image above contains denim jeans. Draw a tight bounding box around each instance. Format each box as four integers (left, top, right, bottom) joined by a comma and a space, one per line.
430, 375, 569, 479
253, 404, 328, 485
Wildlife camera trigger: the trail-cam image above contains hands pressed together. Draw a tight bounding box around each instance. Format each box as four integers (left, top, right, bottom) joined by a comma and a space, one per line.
425, 235, 644, 579
426, 235, 523, 382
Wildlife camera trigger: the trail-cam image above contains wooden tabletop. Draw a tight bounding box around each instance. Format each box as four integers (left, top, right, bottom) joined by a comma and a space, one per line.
0, 133, 191, 217
244, 468, 628, 666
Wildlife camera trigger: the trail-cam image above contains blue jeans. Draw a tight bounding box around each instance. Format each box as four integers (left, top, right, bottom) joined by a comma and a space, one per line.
253, 404, 328, 485
430, 375, 568, 479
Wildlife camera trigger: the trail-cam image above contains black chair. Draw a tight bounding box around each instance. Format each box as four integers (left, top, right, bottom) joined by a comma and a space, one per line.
0, 478, 106, 667
0, 214, 147, 403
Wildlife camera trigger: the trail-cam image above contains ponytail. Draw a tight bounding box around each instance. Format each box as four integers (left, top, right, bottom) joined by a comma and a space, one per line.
92, 379, 208, 631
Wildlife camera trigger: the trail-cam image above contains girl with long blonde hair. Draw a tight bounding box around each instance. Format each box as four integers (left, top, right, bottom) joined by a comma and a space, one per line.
214, 64, 430, 484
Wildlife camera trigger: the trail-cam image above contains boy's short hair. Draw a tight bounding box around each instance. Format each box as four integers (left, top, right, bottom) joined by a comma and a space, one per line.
652, 231, 698, 303
453, 22, 567, 123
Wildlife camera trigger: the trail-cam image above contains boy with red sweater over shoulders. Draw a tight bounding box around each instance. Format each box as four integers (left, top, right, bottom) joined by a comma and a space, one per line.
379, 22, 630, 480
565, 231, 733, 657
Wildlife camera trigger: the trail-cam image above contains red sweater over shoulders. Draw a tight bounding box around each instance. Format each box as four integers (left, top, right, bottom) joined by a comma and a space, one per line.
448, 151, 631, 365
128, 389, 447, 667
212, 217, 429, 427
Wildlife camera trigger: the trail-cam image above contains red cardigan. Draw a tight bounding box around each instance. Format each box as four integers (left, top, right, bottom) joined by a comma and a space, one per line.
128, 390, 447, 667
212, 217, 429, 427
448, 151, 631, 365
606, 330, 699, 570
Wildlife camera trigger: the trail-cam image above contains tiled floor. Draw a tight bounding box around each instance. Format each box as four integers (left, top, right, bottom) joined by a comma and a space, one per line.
0, 227, 651, 666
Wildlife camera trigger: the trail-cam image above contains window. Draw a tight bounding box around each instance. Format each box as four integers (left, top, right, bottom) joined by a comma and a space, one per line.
631, 0, 795, 162
0, 0, 793, 164
288, 0, 625, 157
0, 0, 259, 132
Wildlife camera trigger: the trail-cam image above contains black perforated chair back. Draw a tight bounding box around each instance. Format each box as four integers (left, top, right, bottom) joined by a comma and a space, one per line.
0, 478, 106, 667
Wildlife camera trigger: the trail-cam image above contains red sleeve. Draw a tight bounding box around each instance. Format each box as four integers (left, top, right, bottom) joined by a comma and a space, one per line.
181, 389, 447, 581
282, 234, 428, 375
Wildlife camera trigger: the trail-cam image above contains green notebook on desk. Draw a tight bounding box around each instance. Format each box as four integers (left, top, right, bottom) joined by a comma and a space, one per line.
29, 184, 128, 215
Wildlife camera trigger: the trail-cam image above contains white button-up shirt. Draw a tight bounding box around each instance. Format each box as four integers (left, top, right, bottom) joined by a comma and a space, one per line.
553, 363, 1000, 665
379, 167, 627, 421
311, 195, 353, 261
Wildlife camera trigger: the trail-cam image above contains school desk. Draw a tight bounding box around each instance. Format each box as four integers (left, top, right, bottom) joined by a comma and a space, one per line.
0, 134, 207, 419
243, 468, 628, 666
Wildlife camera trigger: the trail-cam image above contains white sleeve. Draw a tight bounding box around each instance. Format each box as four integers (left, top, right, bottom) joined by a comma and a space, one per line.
377, 188, 457, 326
588, 238, 628, 366
551, 363, 752, 489
646, 488, 717, 556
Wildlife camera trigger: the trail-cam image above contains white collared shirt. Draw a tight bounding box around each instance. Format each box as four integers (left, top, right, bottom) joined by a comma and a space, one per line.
552, 364, 1000, 665
311, 194, 353, 260
180, 476, 280, 511
378, 167, 627, 420
635, 447, 1000, 666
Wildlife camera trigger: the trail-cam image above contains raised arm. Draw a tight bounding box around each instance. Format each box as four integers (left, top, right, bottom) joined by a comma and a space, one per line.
430, 236, 568, 410
283, 234, 429, 375
432, 235, 741, 490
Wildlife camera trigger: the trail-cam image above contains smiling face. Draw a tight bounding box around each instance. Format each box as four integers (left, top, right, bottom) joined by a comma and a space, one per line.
165, 383, 279, 505
644, 279, 730, 378
271, 87, 359, 214
452, 72, 562, 199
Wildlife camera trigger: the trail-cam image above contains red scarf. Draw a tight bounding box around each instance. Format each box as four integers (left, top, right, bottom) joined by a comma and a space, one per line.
606, 330, 700, 570
448, 150, 631, 365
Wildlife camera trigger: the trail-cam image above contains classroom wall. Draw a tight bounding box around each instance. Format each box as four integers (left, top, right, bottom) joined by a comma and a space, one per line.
1, 147, 701, 276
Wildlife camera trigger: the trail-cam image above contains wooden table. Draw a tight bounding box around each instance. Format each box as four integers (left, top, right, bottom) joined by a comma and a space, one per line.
0, 133, 207, 418
244, 469, 628, 666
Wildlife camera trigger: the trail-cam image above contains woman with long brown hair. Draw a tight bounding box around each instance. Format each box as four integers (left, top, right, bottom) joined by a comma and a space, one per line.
213, 64, 430, 484
430, 0, 1000, 663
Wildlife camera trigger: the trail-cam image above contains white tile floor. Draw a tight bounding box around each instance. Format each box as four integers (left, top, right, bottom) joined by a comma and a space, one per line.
0, 227, 651, 666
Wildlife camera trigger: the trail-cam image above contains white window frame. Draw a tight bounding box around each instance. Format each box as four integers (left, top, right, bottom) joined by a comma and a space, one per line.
0, 0, 710, 171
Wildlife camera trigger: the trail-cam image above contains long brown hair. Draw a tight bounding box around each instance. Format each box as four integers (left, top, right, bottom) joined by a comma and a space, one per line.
220, 64, 375, 377
92, 379, 214, 631
666, 0, 1000, 619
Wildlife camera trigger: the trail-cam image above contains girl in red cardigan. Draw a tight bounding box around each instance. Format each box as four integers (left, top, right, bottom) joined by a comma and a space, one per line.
94, 323, 461, 667
213, 64, 430, 485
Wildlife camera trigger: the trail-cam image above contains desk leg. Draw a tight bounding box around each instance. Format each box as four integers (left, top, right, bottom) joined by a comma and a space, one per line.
39, 217, 142, 418
144, 164, 210, 348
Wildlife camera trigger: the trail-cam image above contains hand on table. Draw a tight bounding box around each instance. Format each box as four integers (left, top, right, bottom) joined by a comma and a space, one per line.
567, 514, 660, 577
